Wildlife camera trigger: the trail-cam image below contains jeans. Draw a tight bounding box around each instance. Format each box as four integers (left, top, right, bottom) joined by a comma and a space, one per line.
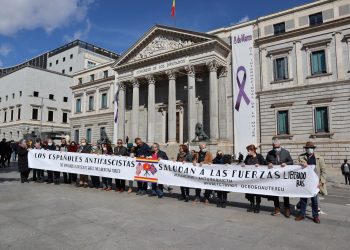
273, 196, 290, 209
151, 183, 164, 196
344, 174, 350, 185
300, 195, 319, 218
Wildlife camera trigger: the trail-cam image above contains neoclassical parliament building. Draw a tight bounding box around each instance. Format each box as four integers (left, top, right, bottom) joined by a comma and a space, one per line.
70, 0, 350, 166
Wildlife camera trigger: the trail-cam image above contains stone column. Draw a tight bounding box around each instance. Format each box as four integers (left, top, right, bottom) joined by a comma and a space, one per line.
334, 32, 345, 80
218, 66, 228, 141
206, 60, 219, 142
131, 78, 140, 140
166, 70, 177, 143
117, 82, 126, 141
185, 65, 196, 142
146, 75, 156, 143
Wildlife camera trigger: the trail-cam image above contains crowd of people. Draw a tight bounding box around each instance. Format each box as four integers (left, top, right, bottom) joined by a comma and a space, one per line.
0, 138, 18, 168
15, 136, 327, 224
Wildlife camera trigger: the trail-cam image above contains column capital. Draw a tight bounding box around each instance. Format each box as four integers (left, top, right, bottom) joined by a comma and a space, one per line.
165, 70, 176, 80
218, 66, 228, 78
118, 82, 126, 90
131, 78, 139, 88
206, 60, 219, 72
185, 65, 195, 76
145, 75, 156, 85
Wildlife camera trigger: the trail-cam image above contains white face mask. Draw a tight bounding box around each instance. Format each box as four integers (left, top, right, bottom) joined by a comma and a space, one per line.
81, 143, 86, 146
103, 147, 107, 151
273, 147, 281, 152
201, 148, 207, 153
48, 143, 52, 146
306, 148, 314, 155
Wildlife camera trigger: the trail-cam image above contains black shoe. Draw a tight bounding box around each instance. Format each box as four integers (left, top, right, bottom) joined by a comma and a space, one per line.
254, 203, 260, 213
184, 196, 189, 202
247, 203, 255, 212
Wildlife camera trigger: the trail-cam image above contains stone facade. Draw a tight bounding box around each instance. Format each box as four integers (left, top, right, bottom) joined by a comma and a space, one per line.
70, 62, 115, 144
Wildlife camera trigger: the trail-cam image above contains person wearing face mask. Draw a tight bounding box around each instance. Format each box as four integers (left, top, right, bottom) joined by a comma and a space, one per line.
17, 139, 30, 183
101, 143, 113, 191
32, 138, 44, 183
266, 140, 293, 217
134, 138, 151, 195
78, 138, 92, 188
45, 139, 57, 184
213, 150, 230, 208
67, 141, 79, 184
114, 139, 129, 192
295, 142, 327, 224
243, 145, 266, 213
177, 144, 193, 202
193, 143, 213, 204
90, 144, 101, 189
149, 143, 168, 198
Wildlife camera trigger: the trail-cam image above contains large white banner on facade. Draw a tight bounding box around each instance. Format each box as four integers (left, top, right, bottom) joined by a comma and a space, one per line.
232, 25, 257, 157
28, 150, 319, 197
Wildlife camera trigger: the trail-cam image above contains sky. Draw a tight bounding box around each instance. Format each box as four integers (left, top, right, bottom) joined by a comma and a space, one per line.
0, 0, 312, 68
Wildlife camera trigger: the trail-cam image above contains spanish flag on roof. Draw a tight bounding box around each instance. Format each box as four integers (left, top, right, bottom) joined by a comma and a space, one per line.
171, 0, 176, 17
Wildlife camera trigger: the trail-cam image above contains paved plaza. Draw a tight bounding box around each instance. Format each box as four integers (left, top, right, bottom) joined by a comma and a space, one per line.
0, 164, 349, 250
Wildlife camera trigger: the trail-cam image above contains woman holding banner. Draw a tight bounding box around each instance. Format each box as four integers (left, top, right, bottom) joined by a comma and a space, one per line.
101, 143, 113, 191
18, 139, 30, 183
243, 144, 266, 213
176, 144, 193, 202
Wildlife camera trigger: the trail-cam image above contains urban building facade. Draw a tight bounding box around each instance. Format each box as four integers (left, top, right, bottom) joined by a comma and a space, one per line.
70, 62, 116, 144
210, 0, 350, 167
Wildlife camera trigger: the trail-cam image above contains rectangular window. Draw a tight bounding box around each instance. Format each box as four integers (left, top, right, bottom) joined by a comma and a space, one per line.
49, 94, 54, 100
86, 128, 92, 143
19, 91, 22, 97
48, 110, 54, 122
74, 129, 79, 142
69, 67, 72, 72
63, 57, 66, 62
62, 112, 68, 123
17, 108, 21, 120
103, 70, 108, 78
32, 108, 38, 120
277, 110, 289, 135
6, 95, 8, 101
62, 69, 65, 74
101, 93, 108, 109
311, 50, 327, 75
0, 98, 1, 102
4, 111, 7, 122
70, 54, 73, 59
78, 78, 83, 84
76, 98, 81, 113
63, 96, 68, 102
273, 57, 289, 81
315, 107, 329, 133
88, 96, 94, 111
273, 22, 285, 35
33, 91, 39, 97
56, 60, 59, 65
10, 110, 13, 121
90, 74, 95, 82
49, 62, 52, 67
309, 12, 323, 26
12, 93, 15, 99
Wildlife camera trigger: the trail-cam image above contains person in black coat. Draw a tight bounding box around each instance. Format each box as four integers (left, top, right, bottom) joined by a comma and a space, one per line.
45, 139, 57, 184
149, 143, 168, 198
214, 150, 231, 208
177, 144, 193, 202
32, 139, 44, 182
265, 140, 293, 217
134, 138, 151, 195
243, 144, 266, 213
114, 139, 129, 192
0, 138, 7, 167
17, 139, 30, 183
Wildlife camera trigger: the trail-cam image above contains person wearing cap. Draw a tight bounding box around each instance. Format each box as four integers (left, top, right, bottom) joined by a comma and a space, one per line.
265, 139, 293, 217
295, 142, 326, 224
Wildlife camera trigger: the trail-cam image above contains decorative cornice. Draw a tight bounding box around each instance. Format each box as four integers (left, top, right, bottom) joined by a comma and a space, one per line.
165, 70, 176, 80
307, 98, 333, 105
118, 82, 126, 90
218, 66, 228, 78
270, 102, 294, 108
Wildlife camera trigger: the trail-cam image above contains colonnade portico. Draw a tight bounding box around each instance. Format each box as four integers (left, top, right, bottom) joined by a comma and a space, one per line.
116, 60, 228, 145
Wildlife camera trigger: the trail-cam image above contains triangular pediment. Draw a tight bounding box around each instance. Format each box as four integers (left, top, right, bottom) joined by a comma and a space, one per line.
114, 25, 227, 67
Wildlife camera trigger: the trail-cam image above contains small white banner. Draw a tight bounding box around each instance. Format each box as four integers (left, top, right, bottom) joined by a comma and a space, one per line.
28, 150, 320, 197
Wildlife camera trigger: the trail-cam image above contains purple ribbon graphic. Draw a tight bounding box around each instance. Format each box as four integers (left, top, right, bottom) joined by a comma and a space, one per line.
234, 66, 250, 111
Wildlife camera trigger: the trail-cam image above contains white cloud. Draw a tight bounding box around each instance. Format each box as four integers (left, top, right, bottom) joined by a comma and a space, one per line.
0, 0, 94, 36
0, 44, 11, 56
63, 19, 92, 42
238, 16, 250, 24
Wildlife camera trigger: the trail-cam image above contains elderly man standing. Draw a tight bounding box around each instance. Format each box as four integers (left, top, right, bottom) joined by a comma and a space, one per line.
266, 140, 293, 217
295, 142, 327, 224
